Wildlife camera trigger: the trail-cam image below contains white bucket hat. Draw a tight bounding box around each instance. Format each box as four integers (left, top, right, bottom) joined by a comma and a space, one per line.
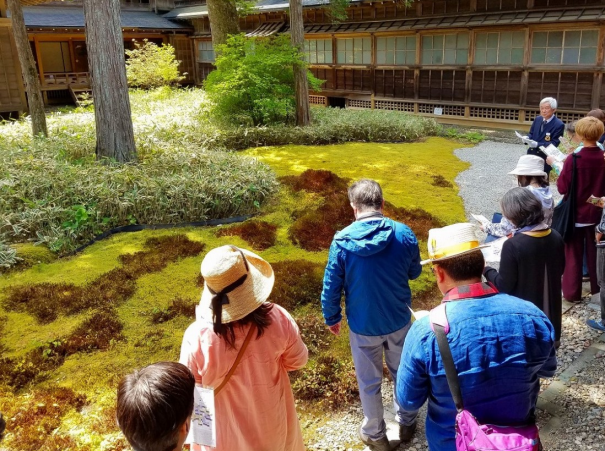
508, 155, 547, 178
198, 245, 274, 325
421, 223, 488, 265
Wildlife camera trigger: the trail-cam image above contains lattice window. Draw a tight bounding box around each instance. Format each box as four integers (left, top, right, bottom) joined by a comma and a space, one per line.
531, 30, 598, 65
376, 36, 416, 65
471, 71, 522, 105
418, 103, 465, 116
196, 63, 214, 84
418, 69, 466, 102
526, 71, 593, 110
475, 31, 525, 65
470, 107, 519, 121
346, 99, 372, 109
309, 95, 327, 106
476, 0, 521, 10
335, 68, 372, 92
421, 33, 469, 65
197, 41, 215, 63
374, 100, 415, 112
304, 39, 333, 64
336, 37, 371, 65
375, 69, 415, 99
525, 110, 584, 123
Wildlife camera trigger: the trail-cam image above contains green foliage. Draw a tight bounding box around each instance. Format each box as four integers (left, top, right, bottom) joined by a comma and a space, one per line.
0, 240, 20, 269
125, 40, 184, 89
204, 34, 322, 126
442, 127, 486, 144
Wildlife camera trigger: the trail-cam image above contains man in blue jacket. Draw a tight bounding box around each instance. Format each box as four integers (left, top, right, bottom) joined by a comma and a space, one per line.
524, 97, 565, 175
321, 179, 422, 451
396, 223, 557, 451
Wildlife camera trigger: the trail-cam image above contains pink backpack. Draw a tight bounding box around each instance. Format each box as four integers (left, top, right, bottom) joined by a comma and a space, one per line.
430, 304, 542, 451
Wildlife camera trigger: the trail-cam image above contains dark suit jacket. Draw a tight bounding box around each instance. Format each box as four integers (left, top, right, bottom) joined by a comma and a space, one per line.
527, 115, 565, 173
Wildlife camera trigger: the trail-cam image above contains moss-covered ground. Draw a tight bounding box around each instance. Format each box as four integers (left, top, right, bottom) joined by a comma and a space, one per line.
0, 137, 467, 450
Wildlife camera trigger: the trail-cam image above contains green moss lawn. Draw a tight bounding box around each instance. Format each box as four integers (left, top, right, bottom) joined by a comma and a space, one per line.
0, 134, 467, 450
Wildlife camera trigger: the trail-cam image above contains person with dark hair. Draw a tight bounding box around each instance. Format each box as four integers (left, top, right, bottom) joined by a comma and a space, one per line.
557, 116, 605, 302
482, 155, 554, 241
180, 245, 308, 451
586, 108, 605, 145
396, 223, 557, 451
321, 178, 422, 451
116, 361, 195, 451
484, 188, 565, 345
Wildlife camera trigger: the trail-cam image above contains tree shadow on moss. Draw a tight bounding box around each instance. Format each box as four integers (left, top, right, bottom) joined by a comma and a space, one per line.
284, 169, 444, 250
0, 386, 88, 451
5, 235, 205, 324
216, 220, 278, 251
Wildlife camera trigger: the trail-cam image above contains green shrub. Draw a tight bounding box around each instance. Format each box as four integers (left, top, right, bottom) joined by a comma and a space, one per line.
126, 40, 184, 89
204, 34, 322, 126
0, 240, 19, 269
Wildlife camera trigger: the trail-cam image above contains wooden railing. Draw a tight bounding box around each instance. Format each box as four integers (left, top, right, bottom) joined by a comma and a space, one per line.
42, 72, 90, 89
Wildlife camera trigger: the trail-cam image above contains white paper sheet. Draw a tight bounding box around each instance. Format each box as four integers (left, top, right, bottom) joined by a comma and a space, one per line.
471, 213, 490, 226
187, 385, 217, 448
481, 237, 507, 263
539, 144, 567, 162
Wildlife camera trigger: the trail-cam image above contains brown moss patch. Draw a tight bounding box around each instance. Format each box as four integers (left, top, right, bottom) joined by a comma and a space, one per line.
1, 386, 87, 451
270, 260, 325, 311
383, 201, 445, 241
64, 308, 124, 353
291, 354, 358, 408
150, 297, 197, 324
196, 273, 205, 288
4, 235, 204, 324
295, 313, 331, 357
431, 174, 453, 188
216, 220, 278, 251
280, 169, 349, 194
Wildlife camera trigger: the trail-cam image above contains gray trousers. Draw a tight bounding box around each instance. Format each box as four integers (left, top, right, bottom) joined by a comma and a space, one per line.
349, 323, 417, 440
597, 247, 605, 323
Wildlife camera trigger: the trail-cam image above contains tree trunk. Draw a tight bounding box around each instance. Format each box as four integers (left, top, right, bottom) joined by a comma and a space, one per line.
83, 0, 137, 163
207, 0, 239, 47
289, 0, 310, 126
7, 0, 47, 137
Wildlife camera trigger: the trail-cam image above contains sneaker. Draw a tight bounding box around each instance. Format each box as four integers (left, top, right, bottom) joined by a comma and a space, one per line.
399, 421, 417, 442
358, 425, 393, 451
586, 319, 605, 332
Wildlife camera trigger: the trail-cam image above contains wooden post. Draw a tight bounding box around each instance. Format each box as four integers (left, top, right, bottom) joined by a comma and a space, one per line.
7, 0, 47, 137
83, 0, 137, 162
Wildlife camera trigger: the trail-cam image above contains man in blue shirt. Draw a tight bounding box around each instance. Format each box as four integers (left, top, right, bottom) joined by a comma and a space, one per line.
524, 97, 565, 175
321, 179, 422, 451
396, 223, 557, 451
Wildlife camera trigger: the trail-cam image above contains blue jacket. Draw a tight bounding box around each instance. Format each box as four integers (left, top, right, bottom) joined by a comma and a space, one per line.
396, 293, 557, 451
527, 115, 565, 173
320, 217, 422, 336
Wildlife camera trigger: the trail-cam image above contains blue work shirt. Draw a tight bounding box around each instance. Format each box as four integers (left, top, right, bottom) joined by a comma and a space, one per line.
396, 290, 557, 451
321, 217, 422, 336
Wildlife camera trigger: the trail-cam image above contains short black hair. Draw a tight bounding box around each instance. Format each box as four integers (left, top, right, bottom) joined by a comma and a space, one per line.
501, 187, 544, 229
435, 250, 485, 281
117, 362, 195, 451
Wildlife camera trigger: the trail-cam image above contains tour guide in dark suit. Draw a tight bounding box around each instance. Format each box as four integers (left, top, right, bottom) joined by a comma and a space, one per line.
524, 97, 565, 175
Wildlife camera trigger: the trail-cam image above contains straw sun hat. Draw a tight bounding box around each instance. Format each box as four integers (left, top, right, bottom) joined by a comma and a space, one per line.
198, 245, 274, 325
508, 155, 547, 178
420, 223, 488, 265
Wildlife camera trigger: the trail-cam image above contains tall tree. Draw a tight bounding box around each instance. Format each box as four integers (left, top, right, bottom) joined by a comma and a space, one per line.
207, 0, 239, 47
289, 0, 310, 126
83, 0, 136, 163
7, 0, 47, 137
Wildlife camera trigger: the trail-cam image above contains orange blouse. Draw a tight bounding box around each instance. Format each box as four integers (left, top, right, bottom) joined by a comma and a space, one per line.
180, 304, 308, 451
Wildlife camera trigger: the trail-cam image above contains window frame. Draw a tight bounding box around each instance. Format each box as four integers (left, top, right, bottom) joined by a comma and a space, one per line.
530, 29, 599, 66
421, 32, 469, 66
474, 31, 525, 66
336, 37, 372, 65
303, 38, 333, 65
376, 36, 417, 66
197, 40, 215, 63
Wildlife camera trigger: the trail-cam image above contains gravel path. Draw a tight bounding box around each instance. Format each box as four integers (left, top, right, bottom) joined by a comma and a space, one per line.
306, 140, 605, 451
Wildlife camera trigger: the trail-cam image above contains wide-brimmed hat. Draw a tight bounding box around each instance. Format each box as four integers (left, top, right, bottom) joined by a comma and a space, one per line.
421, 223, 488, 265
198, 245, 274, 325
508, 155, 547, 177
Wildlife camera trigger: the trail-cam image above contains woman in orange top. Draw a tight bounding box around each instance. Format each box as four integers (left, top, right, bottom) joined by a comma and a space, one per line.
180, 245, 308, 451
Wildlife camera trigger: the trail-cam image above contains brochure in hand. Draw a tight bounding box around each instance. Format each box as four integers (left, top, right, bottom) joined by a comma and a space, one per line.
471, 213, 490, 227
587, 195, 605, 208
538, 144, 567, 162
480, 237, 507, 263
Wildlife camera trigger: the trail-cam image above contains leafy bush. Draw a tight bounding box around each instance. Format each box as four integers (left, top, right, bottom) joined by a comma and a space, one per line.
126, 40, 184, 89
204, 34, 322, 125
0, 240, 19, 269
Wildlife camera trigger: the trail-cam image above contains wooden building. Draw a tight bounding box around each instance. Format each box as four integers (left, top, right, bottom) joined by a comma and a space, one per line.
0, 0, 27, 115
167, 0, 605, 128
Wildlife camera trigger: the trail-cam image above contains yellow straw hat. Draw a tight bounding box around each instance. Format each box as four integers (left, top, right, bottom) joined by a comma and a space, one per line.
198, 245, 274, 325
420, 223, 488, 265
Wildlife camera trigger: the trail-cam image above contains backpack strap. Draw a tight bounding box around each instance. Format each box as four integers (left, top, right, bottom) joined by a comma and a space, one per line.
430, 304, 464, 412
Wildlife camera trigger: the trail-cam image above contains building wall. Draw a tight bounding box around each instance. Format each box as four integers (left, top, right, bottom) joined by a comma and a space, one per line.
0, 1, 28, 114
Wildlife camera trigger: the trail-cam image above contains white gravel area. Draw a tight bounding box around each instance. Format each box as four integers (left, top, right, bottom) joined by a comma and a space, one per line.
304, 140, 605, 451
